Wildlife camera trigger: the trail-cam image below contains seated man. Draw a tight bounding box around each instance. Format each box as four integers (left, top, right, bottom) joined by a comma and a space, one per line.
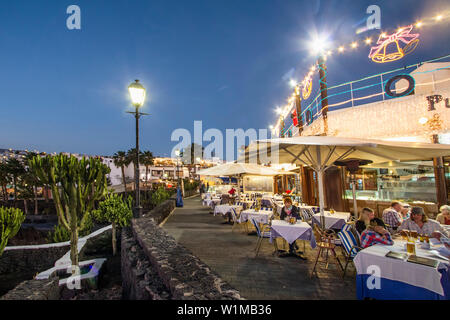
382, 202, 403, 232
398, 206, 449, 240
355, 207, 386, 235
360, 220, 394, 248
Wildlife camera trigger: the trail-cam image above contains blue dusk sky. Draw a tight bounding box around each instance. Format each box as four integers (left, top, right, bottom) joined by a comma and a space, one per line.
0, 0, 449, 157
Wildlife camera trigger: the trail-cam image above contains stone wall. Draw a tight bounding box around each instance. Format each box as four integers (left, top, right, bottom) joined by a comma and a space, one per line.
121, 228, 172, 300
184, 190, 199, 198
0, 244, 69, 275
122, 214, 242, 300
0, 277, 60, 300
143, 198, 176, 225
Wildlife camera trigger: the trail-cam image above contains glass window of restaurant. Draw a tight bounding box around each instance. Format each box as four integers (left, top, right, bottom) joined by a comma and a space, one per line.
344, 163, 437, 204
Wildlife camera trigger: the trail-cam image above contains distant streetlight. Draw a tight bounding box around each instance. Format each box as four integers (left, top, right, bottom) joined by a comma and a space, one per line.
127, 80, 148, 218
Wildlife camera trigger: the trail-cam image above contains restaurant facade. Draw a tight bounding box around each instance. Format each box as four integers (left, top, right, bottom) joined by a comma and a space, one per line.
275, 61, 450, 218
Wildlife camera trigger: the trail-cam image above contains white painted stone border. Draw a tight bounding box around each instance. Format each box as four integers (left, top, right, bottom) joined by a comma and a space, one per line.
5, 225, 112, 284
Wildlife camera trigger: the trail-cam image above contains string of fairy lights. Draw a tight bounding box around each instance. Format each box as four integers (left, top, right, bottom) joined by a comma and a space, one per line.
270, 11, 450, 136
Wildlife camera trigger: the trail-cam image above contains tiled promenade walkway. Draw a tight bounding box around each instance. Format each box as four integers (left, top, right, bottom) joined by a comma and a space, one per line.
162, 196, 357, 300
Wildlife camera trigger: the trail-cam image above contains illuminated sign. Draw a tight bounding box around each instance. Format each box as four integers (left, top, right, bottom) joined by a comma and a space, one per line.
369, 25, 420, 63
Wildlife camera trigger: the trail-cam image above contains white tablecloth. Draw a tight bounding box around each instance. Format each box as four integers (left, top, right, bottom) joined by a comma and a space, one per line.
203, 198, 221, 208
239, 210, 272, 224
270, 220, 316, 247
354, 240, 449, 296
312, 211, 350, 229
214, 205, 243, 216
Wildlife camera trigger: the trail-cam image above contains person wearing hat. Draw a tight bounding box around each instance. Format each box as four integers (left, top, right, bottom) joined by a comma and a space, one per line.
360, 219, 394, 249
398, 206, 449, 240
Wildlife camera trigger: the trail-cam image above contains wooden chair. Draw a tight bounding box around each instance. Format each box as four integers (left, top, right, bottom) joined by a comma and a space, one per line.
310, 224, 344, 278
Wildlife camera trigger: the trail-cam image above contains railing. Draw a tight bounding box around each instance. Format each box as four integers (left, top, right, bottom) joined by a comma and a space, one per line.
281, 53, 450, 137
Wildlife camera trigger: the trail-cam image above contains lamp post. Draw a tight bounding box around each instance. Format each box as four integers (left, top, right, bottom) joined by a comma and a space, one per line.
175, 149, 180, 187
127, 80, 148, 218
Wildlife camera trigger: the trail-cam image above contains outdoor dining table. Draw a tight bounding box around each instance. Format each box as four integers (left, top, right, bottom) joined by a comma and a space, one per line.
269, 220, 317, 251
214, 204, 243, 217
312, 211, 350, 230
239, 209, 273, 224
354, 239, 450, 300
203, 197, 221, 208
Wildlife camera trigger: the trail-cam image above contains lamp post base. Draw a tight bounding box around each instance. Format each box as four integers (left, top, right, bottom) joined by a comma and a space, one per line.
133, 206, 142, 219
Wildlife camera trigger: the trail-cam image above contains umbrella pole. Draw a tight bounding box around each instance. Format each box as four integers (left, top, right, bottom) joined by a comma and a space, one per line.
351, 173, 358, 218
317, 169, 326, 229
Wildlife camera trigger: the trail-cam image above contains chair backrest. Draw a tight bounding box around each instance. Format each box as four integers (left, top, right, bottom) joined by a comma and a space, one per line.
230, 208, 238, 223
250, 218, 261, 237
341, 223, 353, 232
337, 230, 360, 257
300, 208, 313, 221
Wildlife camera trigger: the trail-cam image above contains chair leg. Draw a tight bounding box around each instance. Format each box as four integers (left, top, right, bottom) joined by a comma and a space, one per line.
331, 248, 344, 272
310, 247, 322, 278
342, 258, 350, 279
255, 238, 262, 257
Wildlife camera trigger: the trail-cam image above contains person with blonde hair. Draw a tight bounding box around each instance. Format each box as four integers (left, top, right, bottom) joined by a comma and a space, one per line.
436, 205, 450, 225
355, 207, 386, 235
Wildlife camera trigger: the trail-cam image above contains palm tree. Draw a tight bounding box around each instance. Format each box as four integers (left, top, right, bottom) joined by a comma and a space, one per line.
6, 158, 25, 207
113, 151, 131, 195
23, 152, 40, 214
0, 162, 10, 203
141, 151, 154, 193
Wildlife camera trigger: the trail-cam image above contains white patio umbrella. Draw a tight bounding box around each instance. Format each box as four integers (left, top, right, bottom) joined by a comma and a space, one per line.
244, 136, 450, 228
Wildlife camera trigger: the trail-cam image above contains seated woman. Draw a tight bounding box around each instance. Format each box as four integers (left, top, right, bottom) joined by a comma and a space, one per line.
355, 207, 386, 235
399, 206, 449, 240
279, 197, 301, 254
436, 205, 450, 225
360, 219, 394, 248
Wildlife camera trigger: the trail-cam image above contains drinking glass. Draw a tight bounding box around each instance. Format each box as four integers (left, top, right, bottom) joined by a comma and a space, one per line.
410, 231, 418, 242
400, 230, 409, 241
406, 242, 416, 255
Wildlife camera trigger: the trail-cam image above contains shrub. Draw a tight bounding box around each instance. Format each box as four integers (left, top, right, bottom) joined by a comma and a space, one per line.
0, 207, 26, 256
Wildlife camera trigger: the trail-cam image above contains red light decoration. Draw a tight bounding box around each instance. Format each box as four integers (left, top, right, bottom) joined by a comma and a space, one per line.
369, 25, 420, 63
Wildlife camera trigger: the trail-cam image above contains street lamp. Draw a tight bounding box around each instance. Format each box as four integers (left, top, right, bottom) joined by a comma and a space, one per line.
127, 80, 148, 218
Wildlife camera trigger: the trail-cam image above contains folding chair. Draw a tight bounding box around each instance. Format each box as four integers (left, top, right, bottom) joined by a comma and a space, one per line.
337, 229, 363, 278
250, 218, 271, 257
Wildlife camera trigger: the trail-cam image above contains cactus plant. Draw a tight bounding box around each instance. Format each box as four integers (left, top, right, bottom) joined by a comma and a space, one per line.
28, 154, 110, 272
93, 193, 132, 255
0, 207, 25, 256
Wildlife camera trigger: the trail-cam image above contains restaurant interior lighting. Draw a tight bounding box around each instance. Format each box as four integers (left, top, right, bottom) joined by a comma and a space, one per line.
365, 38, 372, 45
418, 117, 429, 125
435, 14, 443, 21
338, 46, 345, 52
351, 42, 358, 49
416, 21, 423, 28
